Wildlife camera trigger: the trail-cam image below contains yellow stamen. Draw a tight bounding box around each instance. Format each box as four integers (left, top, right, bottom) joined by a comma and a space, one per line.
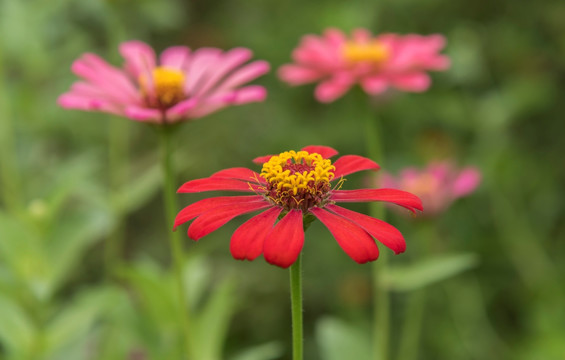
139, 67, 186, 108
342, 41, 389, 63
260, 151, 335, 196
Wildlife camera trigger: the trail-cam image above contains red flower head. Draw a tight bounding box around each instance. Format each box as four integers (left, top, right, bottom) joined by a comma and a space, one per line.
58, 40, 269, 124
278, 28, 450, 103
174, 146, 422, 268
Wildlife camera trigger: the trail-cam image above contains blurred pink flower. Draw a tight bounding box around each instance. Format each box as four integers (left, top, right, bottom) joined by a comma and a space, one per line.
278, 28, 450, 103
58, 41, 270, 124
380, 161, 481, 216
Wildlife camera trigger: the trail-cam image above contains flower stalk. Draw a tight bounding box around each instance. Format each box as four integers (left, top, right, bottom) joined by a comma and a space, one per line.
159, 126, 192, 358
290, 254, 303, 360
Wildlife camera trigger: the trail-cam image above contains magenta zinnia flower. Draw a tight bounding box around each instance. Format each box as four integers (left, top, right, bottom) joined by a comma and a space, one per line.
380, 161, 481, 216
278, 28, 450, 103
58, 40, 270, 124
174, 145, 422, 268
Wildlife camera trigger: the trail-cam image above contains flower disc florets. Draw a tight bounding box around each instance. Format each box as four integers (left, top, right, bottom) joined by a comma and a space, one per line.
260, 150, 336, 211
140, 66, 186, 109
342, 41, 389, 64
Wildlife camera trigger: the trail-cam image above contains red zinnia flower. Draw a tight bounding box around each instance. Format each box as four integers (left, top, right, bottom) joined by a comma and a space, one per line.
174, 145, 422, 268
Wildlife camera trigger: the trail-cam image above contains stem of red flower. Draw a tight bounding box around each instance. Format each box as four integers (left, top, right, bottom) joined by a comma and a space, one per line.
160, 126, 192, 359
289, 253, 303, 360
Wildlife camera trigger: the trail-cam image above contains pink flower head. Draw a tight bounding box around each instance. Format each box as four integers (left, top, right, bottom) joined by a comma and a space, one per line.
278, 28, 450, 103
175, 145, 422, 268
58, 40, 270, 124
380, 161, 481, 216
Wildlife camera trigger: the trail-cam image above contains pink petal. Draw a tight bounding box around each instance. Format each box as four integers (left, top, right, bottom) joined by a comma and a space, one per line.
326, 205, 405, 254
165, 98, 199, 119
351, 28, 373, 43
123, 106, 162, 122
452, 167, 481, 197
159, 46, 191, 70
310, 207, 379, 264
230, 207, 281, 261
301, 145, 338, 158
57, 94, 121, 114
391, 73, 431, 92
278, 64, 323, 85
184, 48, 223, 94
361, 76, 389, 95
177, 177, 262, 193
263, 209, 304, 268
314, 76, 354, 103
331, 189, 423, 213
195, 47, 254, 96
214, 60, 270, 92
188, 201, 271, 240
174, 195, 264, 229
332, 155, 380, 179
119, 40, 156, 79
221, 85, 267, 105
210, 167, 264, 183
323, 28, 347, 48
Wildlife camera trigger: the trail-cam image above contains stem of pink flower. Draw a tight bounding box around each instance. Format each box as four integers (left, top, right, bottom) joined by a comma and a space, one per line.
289, 253, 303, 360
361, 96, 389, 360
160, 126, 192, 358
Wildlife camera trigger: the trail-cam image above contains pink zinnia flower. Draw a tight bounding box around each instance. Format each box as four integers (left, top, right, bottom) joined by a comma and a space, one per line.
174, 145, 422, 268
380, 161, 481, 216
278, 28, 450, 103
58, 40, 270, 124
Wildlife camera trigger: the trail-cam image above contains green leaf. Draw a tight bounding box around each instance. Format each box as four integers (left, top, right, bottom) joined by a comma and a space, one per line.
191, 277, 238, 360
316, 317, 371, 360
0, 294, 36, 355
383, 253, 479, 292
230, 342, 284, 360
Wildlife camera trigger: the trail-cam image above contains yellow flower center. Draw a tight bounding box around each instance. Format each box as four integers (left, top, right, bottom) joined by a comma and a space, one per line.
342, 41, 389, 64
139, 67, 186, 108
260, 150, 336, 211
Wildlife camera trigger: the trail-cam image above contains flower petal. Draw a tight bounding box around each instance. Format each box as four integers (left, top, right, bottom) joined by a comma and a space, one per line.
188, 202, 271, 240
230, 207, 281, 261
332, 155, 380, 179
119, 40, 156, 79
124, 106, 162, 122
391, 73, 431, 92
253, 155, 275, 164
159, 46, 191, 70
452, 167, 481, 197
301, 145, 338, 159
177, 178, 261, 193
310, 207, 379, 264
210, 167, 265, 183
263, 210, 304, 268
331, 189, 423, 213
326, 205, 405, 254
174, 195, 264, 229
278, 64, 323, 85
314, 76, 354, 103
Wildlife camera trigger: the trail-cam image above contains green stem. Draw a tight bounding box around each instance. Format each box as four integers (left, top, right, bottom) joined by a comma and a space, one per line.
289, 254, 303, 360
397, 289, 426, 360
360, 96, 389, 360
0, 49, 22, 212
105, 118, 129, 278
159, 126, 192, 359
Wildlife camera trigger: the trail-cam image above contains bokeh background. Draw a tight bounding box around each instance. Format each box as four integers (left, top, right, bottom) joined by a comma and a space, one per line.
1, 0, 564, 359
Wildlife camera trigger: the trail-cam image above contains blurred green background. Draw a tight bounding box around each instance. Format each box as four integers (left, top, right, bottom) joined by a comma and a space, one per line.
1, 0, 564, 359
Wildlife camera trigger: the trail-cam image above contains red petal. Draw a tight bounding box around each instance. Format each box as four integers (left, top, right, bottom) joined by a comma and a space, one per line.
210, 167, 265, 183
177, 178, 261, 193
252, 155, 274, 164
230, 207, 281, 261
332, 155, 380, 179
331, 189, 423, 213
310, 207, 379, 264
326, 205, 406, 254
174, 195, 264, 229
301, 145, 338, 158
187, 201, 271, 240
263, 210, 304, 268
